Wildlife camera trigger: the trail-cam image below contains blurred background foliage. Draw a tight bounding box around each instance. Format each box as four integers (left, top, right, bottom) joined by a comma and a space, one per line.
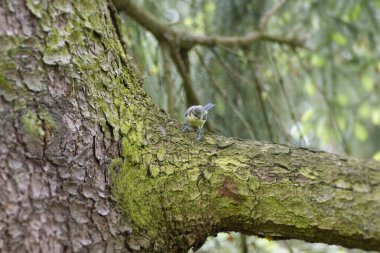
115, 0, 380, 252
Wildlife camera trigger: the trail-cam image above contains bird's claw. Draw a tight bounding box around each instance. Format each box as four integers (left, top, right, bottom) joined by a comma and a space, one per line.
196, 130, 203, 141
181, 124, 190, 133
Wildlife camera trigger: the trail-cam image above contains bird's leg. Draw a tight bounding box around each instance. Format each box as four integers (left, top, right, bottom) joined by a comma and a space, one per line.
196, 127, 203, 141
181, 123, 191, 132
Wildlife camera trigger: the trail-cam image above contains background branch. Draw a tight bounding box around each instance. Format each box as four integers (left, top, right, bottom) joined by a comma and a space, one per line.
113, 0, 305, 49
160, 41, 176, 116
195, 49, 257, 139
258, 0, 288, 29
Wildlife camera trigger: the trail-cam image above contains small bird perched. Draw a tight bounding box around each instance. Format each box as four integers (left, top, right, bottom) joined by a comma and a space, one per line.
181, 103, 215, 141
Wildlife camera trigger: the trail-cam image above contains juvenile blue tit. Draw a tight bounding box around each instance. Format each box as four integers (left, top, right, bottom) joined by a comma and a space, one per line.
181, 103, 215, 141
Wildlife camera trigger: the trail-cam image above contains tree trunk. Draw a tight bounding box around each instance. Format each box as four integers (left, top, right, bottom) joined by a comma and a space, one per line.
0, 1, 379, 253
0, 0, 131, 252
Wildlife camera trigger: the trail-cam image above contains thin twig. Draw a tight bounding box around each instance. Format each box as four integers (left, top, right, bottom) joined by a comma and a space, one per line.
259, 0, 289, 29
211, 47, 295, 143
266, 46, 306, 145
169, 47, 214, 131
195, 48, 256, 139
211, 48, 275, 141
295, 51, 351, 154
251, 67, 275, 142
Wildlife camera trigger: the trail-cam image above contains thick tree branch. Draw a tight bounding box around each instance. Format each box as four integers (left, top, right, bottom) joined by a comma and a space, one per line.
113, 0, 305, 49
112, 131, 380, 252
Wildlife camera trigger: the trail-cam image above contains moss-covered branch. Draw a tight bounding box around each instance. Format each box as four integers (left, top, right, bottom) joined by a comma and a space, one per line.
111, 128, 380, 252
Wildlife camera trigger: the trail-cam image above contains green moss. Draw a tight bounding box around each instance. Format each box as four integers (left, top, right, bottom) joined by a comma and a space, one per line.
335, 179, 352, 189
0, 61, 18, 72
52, 0, 73, 13
23, 71, 46, 92
157, 147, 166, 162
100, 99, 120, 140
40, 11, 53, 32
213, 155, 249, 169
163, 165, 175, 175
45, 29, 63, 48
40, 110, 58, 132
150, 165, 160, 177
121, 136, 140, 164
352, 183, 370, 193
299, 167, 317, 179
0, 36, 19, 53
22, 111, 44, 139
73, 0, 96, 20
248, 176, 260, 192
68, 30, 84, 45
110, 159, 163, 237
8, 47, 35, 60
0, 75, 16, 99
15, 99, 27, 111
187, 169, 200, 182
21, 109, 58, 141
26, 0, 44, 18
43, 46, 71, 65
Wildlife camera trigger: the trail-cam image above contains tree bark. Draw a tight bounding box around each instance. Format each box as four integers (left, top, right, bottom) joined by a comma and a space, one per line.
0, 0, 131, 252
0, 1, 380, 253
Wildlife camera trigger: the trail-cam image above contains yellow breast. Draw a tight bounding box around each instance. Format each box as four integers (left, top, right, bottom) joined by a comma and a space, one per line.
187, 114, 206, 127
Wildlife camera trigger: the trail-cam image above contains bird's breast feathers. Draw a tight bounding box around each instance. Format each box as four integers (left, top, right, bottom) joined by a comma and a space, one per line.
186, 113, 206, 127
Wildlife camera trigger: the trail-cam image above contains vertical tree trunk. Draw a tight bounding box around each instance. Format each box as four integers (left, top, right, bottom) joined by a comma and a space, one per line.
0, 1, 132, 252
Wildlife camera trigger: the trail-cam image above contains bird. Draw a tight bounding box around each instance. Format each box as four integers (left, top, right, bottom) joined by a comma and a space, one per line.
181, 103, 215, 141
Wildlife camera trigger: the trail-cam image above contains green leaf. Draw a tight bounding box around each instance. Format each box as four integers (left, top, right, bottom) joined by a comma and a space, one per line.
316, 119, 332, 144
350, 4, 362, 21
261, 91, 268, 100
311, 54, 325, 67
362, 75, 374, 91
150, 65, 159, 75
205, 2, 215, 12
358, 103, 370, 118
184, 17, 193, 26
372, 109, 380, 125
305, 79, 316, 96
342, 3, 361, 22
336, 94, 348, 106
337, 116, 346, 129
301, 123, 313, 136
332, 32, 347, 46
373, 151, 380, 161
301, 108, 314, 123
354, 122, 368, 141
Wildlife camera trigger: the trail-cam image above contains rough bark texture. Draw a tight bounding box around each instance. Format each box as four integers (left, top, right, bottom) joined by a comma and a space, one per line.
0, 1, 380, 253
0, 0, 133, 252
113, 137, 380, 252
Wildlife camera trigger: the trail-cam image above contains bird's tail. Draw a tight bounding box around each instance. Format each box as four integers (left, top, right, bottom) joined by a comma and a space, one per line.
203, 103, 215, 111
